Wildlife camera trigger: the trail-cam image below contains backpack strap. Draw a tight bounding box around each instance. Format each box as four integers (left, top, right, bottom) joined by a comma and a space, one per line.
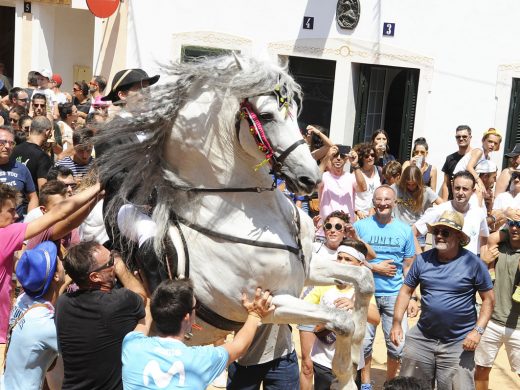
4, 303, 52, 369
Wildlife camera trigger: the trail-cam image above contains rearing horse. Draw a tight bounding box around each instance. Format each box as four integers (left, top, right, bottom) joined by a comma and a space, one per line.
96, 55, 374, 390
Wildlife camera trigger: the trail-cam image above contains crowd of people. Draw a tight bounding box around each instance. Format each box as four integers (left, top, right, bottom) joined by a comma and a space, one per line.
290, 124, 518, 390
0, 62, 518, 390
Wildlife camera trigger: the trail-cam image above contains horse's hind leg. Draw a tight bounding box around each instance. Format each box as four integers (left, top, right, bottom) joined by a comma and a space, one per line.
331, 334, 356, 390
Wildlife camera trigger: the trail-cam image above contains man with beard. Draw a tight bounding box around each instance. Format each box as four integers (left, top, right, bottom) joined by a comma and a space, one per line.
391, 211, 494, 390
354, 185, 416, 389
415, 170, 489, 255
55, 241, 147, 390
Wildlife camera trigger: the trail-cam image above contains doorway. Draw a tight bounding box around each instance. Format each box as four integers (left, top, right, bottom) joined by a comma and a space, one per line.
353, 64, 420, 161
288, 56, 336, 135
0, 6, 15, 95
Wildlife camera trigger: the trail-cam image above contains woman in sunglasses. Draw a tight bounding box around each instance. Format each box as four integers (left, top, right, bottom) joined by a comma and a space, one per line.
354, 143, 383, 220
401, 137, 438, 190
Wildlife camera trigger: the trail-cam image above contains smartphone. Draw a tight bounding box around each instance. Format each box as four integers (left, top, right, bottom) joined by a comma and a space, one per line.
337, 145, 351, 156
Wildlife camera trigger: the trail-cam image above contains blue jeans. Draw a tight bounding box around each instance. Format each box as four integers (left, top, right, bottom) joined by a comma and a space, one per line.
363, 295, 408, 360
226, 350, 299, 390
400, 326, 475, 390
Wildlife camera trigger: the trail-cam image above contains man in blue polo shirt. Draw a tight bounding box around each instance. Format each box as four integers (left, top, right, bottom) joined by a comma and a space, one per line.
390, 210, 494, 390
354, 185, 416, 389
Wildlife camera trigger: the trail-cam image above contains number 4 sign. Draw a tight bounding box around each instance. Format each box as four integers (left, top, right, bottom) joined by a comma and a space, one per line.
383, 23, 395, 37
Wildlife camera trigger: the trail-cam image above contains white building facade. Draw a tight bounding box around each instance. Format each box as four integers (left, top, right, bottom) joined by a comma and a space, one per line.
5, 0, 520, 190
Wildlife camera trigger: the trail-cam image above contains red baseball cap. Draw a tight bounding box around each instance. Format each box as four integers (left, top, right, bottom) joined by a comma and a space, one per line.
52, 74, 63, 87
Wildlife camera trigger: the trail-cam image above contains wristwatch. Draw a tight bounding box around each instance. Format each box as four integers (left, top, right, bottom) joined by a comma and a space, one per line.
474, 326, 485, 335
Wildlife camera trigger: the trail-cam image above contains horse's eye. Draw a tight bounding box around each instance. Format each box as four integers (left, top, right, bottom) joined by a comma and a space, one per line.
258, 113, 275, 123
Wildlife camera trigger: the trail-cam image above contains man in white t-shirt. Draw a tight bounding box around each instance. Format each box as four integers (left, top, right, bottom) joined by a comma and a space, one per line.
414, 170, 489, 255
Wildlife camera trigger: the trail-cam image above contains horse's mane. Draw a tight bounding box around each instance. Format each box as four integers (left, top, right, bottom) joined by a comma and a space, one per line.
95, 55, 302, 255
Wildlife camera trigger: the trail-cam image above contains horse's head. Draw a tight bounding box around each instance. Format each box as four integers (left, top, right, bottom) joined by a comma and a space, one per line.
233, 58, 321, 195
238, 93, 320, 194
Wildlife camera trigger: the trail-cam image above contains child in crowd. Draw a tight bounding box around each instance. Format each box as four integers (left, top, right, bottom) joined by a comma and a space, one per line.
382, 160, 402, 185
304, 239, 380, 390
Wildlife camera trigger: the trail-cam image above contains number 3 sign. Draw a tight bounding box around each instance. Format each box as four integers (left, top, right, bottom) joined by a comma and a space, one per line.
383, 23, 395, 37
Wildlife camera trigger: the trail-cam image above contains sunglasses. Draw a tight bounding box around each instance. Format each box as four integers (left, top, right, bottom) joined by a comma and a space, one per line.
324, 222, 344, 231
512, 172, 520, 181
432, 228, 452, 238
73, 88, 81, 92
0, 139, 16, 148
90, 251, 116, 273
507, 220, 520, 228
455, 135, 469, 140
364, 153, 376, 158
9, 118, 19, 124
33, 103, 45, 108
22, 126, 31, 131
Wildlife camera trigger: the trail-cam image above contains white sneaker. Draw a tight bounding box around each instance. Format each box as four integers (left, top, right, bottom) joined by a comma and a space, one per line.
211, 369, 227, 388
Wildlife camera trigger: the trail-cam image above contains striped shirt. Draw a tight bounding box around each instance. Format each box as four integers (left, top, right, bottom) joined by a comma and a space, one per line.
56, 156, 94, 179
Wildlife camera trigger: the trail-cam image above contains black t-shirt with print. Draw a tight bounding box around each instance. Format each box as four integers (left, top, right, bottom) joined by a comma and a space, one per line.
11, 141, 52, 192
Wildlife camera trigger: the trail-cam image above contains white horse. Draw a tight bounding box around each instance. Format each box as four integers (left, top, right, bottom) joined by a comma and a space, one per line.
96, 55, 374, 390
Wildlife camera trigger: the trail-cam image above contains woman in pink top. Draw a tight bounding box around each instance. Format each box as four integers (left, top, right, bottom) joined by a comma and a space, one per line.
0, 181, 101, 360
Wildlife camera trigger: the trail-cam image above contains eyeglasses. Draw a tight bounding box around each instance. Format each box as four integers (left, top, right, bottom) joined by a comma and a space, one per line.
33, 103, 45, 108
324, 222, 344, 231
507, 220, 520, 228
512, 172, 520, 181
0, 139, 16, 148
455, 135, 469, 140
432, 228, 452, 238
90, 251, 116, 273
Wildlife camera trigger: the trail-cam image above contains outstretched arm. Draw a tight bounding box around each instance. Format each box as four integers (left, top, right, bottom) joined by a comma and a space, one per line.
25, 183, 101, 240
223, 288, 274, 366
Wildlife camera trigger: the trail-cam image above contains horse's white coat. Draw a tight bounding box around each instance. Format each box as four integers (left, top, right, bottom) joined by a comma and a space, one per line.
100, 56, 374, 390
160, 66, 373, 389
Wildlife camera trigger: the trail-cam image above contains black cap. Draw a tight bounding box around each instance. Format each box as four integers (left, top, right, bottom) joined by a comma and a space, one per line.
102, 68, 160, 102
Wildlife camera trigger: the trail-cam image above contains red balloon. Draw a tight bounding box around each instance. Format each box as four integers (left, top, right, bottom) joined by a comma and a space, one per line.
86, 0, 120, 19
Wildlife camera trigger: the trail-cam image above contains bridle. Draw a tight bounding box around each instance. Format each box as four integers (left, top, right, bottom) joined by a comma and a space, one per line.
168, 83, 306, 194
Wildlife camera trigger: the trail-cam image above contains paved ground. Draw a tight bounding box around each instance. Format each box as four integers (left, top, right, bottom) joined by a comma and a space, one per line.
208, 318, 520, 389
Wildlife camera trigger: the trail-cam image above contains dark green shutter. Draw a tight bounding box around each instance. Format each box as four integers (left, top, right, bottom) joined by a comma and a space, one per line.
353, 65, 371, 145
504, 78, 520, 168
181, 46, 235, 62
398, 69, 419, 161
